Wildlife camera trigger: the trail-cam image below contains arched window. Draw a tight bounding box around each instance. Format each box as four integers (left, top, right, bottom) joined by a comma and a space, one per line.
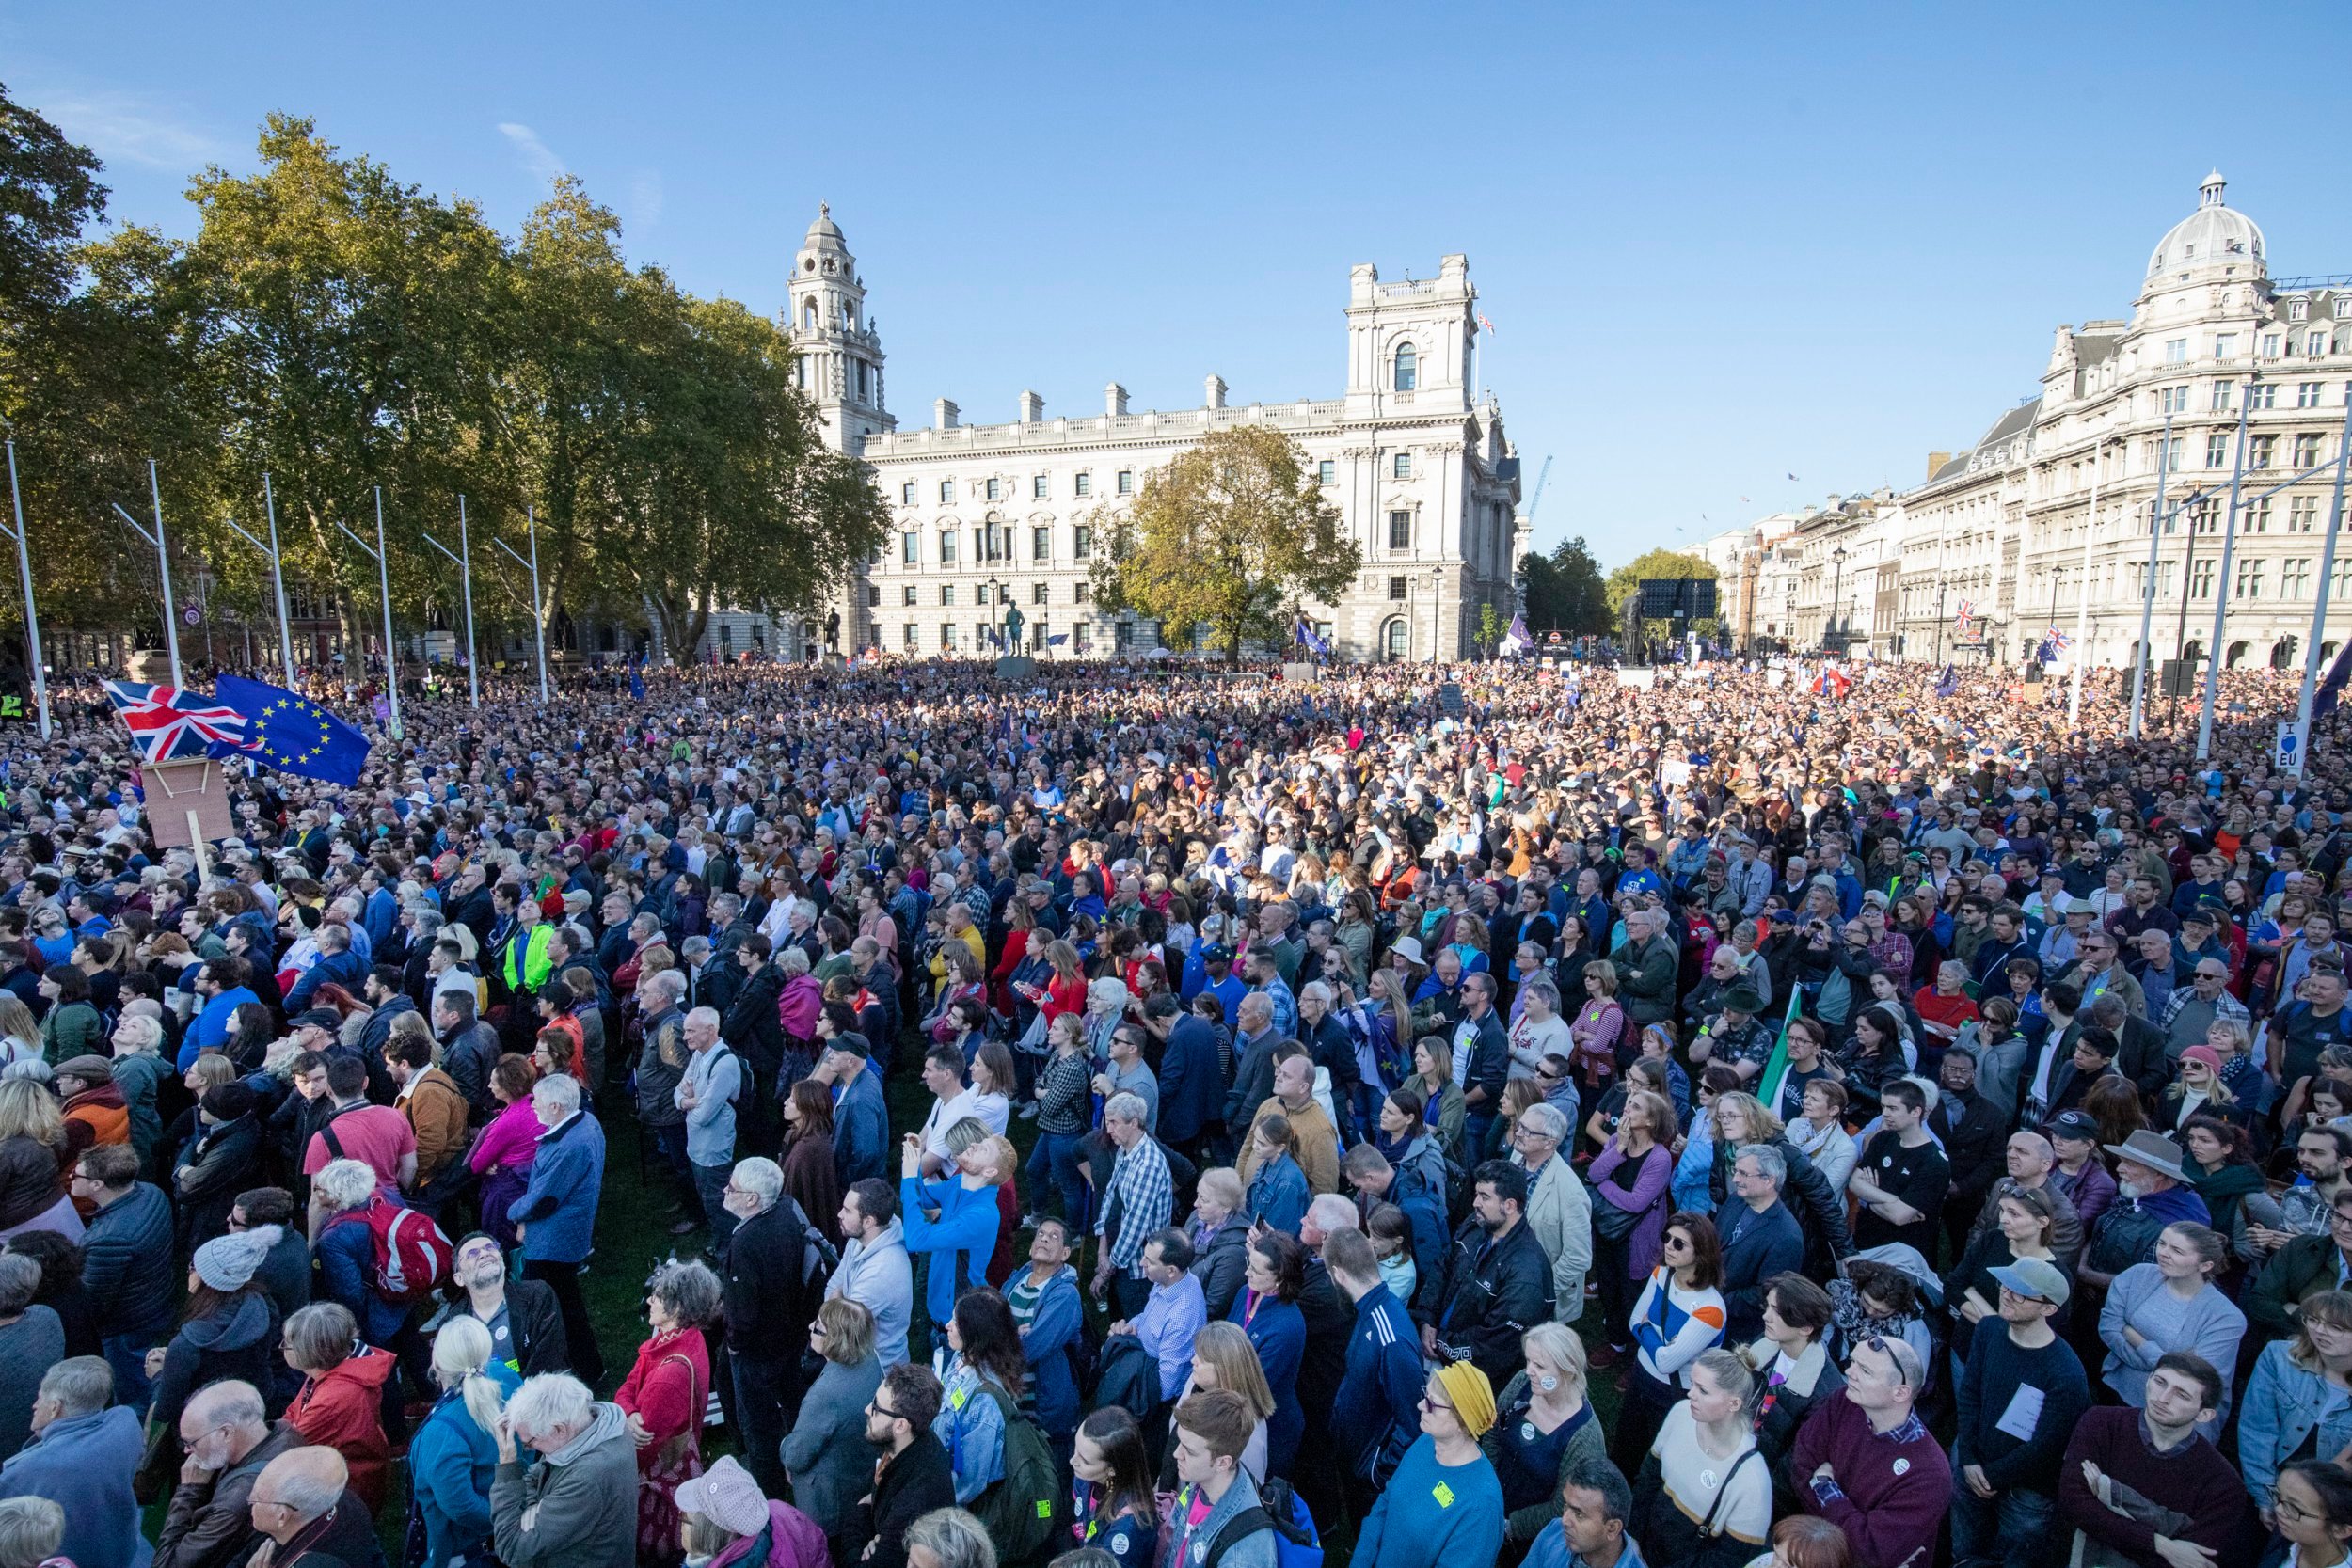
1393, 344, 1417, 392
1383, 617, 1409, 662
2226, 640, 2251, 669
803, 299, 818, 332
2184, 640, 2204, 666
2271, 636, 2299, 670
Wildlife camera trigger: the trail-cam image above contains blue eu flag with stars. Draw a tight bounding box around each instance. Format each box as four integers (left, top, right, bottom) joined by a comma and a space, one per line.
211, 675, 373, 786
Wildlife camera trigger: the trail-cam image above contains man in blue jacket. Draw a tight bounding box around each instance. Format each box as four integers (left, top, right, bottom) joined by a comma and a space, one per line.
1327, 1228, 1424, 1523
825, 1036, 890, 1188
1713, 1144, 1805, 1343
1146, 992, 1224, 1164
72, 1144, 179, 1409
507, 1072, 606, 1388
1342, 1143, 1447, 1312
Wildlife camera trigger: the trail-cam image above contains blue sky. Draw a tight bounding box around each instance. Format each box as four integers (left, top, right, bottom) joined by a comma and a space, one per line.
8, 1, 2349, 568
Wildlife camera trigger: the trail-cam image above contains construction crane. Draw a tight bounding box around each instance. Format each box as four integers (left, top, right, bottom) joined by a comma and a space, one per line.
1524, 454, 1553, 523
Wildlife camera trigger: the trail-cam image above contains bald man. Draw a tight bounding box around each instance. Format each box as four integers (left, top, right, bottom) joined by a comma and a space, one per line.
246, 1445, 377, 1567
1962, 1131, 2086, 1269
153, 1380, 301, 1568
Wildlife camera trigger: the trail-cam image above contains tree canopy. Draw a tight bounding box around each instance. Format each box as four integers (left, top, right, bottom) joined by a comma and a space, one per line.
1089, 424, 1360, 663
1603, 546, 1718, 615
1519, 535, 1611, 636
0, 94, 889, 655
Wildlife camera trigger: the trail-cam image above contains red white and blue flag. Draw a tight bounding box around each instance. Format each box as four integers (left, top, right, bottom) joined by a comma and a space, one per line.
1812, 666, 1851, 700
102, 681, 249, 763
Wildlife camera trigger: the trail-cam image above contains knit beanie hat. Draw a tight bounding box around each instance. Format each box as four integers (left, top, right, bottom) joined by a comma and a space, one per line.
1434, 1359, 1496, 1439
192, 1224, 283, 1292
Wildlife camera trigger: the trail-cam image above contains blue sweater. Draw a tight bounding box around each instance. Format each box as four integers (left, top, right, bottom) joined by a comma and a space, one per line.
1347, 1434, 1505, 1568
901, 1176, 999, 1327
408, 1361, 522, 1568
1233, 1292, 1306, 1476
0, 1403, 152, 1568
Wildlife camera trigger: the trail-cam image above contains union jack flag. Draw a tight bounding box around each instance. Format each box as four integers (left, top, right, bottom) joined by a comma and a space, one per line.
102, 680, 250, 763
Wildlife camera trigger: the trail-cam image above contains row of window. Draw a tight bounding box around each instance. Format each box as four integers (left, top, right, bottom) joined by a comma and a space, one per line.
902, 580, 1090, 608
2150, 425, 2340, 472
898, 451, 1417, 509
2157, 380, 2346, 415
898, 524, 1096, 566
897, 622, 1096, 653
2161, 329, 2347, 363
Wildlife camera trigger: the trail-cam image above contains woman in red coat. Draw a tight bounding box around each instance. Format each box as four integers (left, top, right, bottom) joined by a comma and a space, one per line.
616, 1259, 720, 1567
281, 1301, 395, 1513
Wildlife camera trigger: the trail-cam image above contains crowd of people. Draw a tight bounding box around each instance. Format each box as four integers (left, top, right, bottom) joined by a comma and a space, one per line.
0, 649, 2341, 1568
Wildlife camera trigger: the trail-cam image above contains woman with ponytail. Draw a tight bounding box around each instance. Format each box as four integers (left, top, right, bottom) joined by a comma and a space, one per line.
408, 1312, 521, 1568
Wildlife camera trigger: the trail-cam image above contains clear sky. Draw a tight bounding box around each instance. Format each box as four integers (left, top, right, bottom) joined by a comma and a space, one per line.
8, 1, 2349, 568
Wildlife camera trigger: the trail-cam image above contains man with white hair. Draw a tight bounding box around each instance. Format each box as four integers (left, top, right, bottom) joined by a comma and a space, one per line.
1093, 1093, 1172, 1320
1510, 1101, 1591, 1325
506, 1074, 606, 1389
153, 1379, 301, 1568
719, 1156, 816, 1499
246, 1445, 375, 1567
674, 1005, 741, 1243
489, 1372, 636, 1568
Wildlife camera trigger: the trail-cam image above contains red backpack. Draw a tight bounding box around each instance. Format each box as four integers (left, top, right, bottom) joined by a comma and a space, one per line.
353, 1197, 454, 1307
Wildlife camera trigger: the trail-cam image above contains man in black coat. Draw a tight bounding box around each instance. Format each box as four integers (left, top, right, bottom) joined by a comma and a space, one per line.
1930, 1050, 2011, 1259
445, 1234, 570, 1378
1413, 1160, 1554, 1390
722, 935, 787, 1160
856, 1364, 955, 1568
717, 1156, 814, 1500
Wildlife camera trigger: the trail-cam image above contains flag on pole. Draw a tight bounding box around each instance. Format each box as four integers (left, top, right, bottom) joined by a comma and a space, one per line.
1293, 618, 1330, 657
1787, 472, 1801, 482
628, 654, 645, 701
1811, 667, 1851, 700
1477, 313, 1496, 336
2315, 640, 2352, 720
1934, 663, 1959, 699
210, 675, 372, 786
1753, 986, 1807, 1113
102, 681, 250, 763
1502, 613, 1534, 657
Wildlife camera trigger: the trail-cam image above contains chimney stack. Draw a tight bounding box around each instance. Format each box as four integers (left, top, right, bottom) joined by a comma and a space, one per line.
1017, 390, 1044, 423
1105, 383, 1129, 418
933, 398, 959, 431
1205, 375, 1227, 410
1927, 451, 1951, 481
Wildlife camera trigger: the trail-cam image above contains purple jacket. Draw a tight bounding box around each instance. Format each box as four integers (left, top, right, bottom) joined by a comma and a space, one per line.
711, 1499, 834, 1568
1588, 1138, 1674, 1280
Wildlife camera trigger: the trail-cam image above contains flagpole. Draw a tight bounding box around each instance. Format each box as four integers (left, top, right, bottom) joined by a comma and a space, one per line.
2129, 416, 2171, 740
1, 441, 51, 739
108, 462, 183, 689
263, 474, 297, 681
2291, 396, 2352, 768
333, 489, 403, 740
492, 507, 549, 705
2068, 436, 2111, 724
421, 498, 480, 708
2196, 380, 2255, 761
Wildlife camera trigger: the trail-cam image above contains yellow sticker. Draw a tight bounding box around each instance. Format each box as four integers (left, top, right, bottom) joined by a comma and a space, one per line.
1432, 1482, 1455, 1509
949, 1389, 967, 1410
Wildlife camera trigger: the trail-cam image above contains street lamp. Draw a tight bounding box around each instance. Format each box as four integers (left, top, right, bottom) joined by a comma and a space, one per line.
1429, 564, 1444, 666
984, 576, 1001, 653
1824, 546, 1848, 653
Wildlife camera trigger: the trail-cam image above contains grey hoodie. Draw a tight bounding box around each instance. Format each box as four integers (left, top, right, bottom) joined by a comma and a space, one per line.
490, 1400, 637, 1568
827, 1215, 913, 1367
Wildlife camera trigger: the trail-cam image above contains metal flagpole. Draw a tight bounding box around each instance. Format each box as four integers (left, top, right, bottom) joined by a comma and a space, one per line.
2129, 416, 2171, 739
2069, 437, 2108, 723
1, 441, 51, 738
220, 484, 302, 685
2197, 381, 2256, 761
492, 506, 548, 705
263, 474, 297, 679
108, 460, 183, 689
420, 496, 479, 707
333, 488, 403, 739
2290, 396, 2352, 768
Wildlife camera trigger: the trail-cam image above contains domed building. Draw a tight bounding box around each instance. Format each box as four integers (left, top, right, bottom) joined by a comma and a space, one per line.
1883, 171, 2352, 689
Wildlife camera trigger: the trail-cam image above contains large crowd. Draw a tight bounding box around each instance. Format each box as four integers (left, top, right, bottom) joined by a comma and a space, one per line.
0, 648, 2341, 1568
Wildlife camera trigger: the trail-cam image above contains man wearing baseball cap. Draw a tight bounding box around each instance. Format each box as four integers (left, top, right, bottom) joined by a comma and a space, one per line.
1949, 1257, 2090, 1568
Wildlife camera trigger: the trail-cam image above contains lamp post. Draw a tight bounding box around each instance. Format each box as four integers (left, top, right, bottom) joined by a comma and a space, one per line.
984, 576, 1002, 656
332, 488, 403, 741
2069, 436, 2117, 724
2128, 417, 2175, 740
419, 496, 480, 709
0, 438, 51, 737
490, 507, 549, 705
1429, 564, 1444, 666
108, 460, 183, 689
2290, 395, 2352, 768
1824, 546, 1848, 653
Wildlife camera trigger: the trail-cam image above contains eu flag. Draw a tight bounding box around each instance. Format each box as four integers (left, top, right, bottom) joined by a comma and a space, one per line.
211, 675, 373, 786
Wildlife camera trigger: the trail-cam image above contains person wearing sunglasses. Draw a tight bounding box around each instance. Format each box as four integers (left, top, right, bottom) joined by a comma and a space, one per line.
1788, 1334, 1947, 1568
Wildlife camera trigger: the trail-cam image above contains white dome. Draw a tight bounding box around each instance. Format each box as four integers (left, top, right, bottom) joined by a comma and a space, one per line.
2146, 171, 2265, 277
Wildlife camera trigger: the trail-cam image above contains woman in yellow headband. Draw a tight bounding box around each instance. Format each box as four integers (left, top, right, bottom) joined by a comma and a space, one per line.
1349, 1359, 1506, 1568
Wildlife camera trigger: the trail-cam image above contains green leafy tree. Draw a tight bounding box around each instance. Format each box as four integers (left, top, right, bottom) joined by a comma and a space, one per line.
1519, 535, 1611, 637
1089, 425, 1360, 664
1476, 602, 1502, 658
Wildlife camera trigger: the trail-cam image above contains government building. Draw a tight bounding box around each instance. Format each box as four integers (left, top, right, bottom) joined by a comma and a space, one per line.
788, 207, 1528, 662
1695, 172, 2352, 673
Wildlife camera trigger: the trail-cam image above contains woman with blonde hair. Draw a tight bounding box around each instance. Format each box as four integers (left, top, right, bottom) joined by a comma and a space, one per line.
2244, 1288, 2352, 1525
1569, 959, 1626, 1093
1484, 1322, 1605, 1549
1403, 1035, 1467, 1156
1166, 1320, 1275, 1484
410, 1310, 517, 1568
0, 1000, 36, 1072
0, 1080, 71, 1242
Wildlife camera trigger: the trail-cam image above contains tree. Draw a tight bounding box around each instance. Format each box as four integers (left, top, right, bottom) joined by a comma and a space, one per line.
1476, 602, 1502, 659
0, 79, 107, 393
1604, 547, 1718, 616
1519, 535, 1610, 637
1089, 425, 1359, 664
